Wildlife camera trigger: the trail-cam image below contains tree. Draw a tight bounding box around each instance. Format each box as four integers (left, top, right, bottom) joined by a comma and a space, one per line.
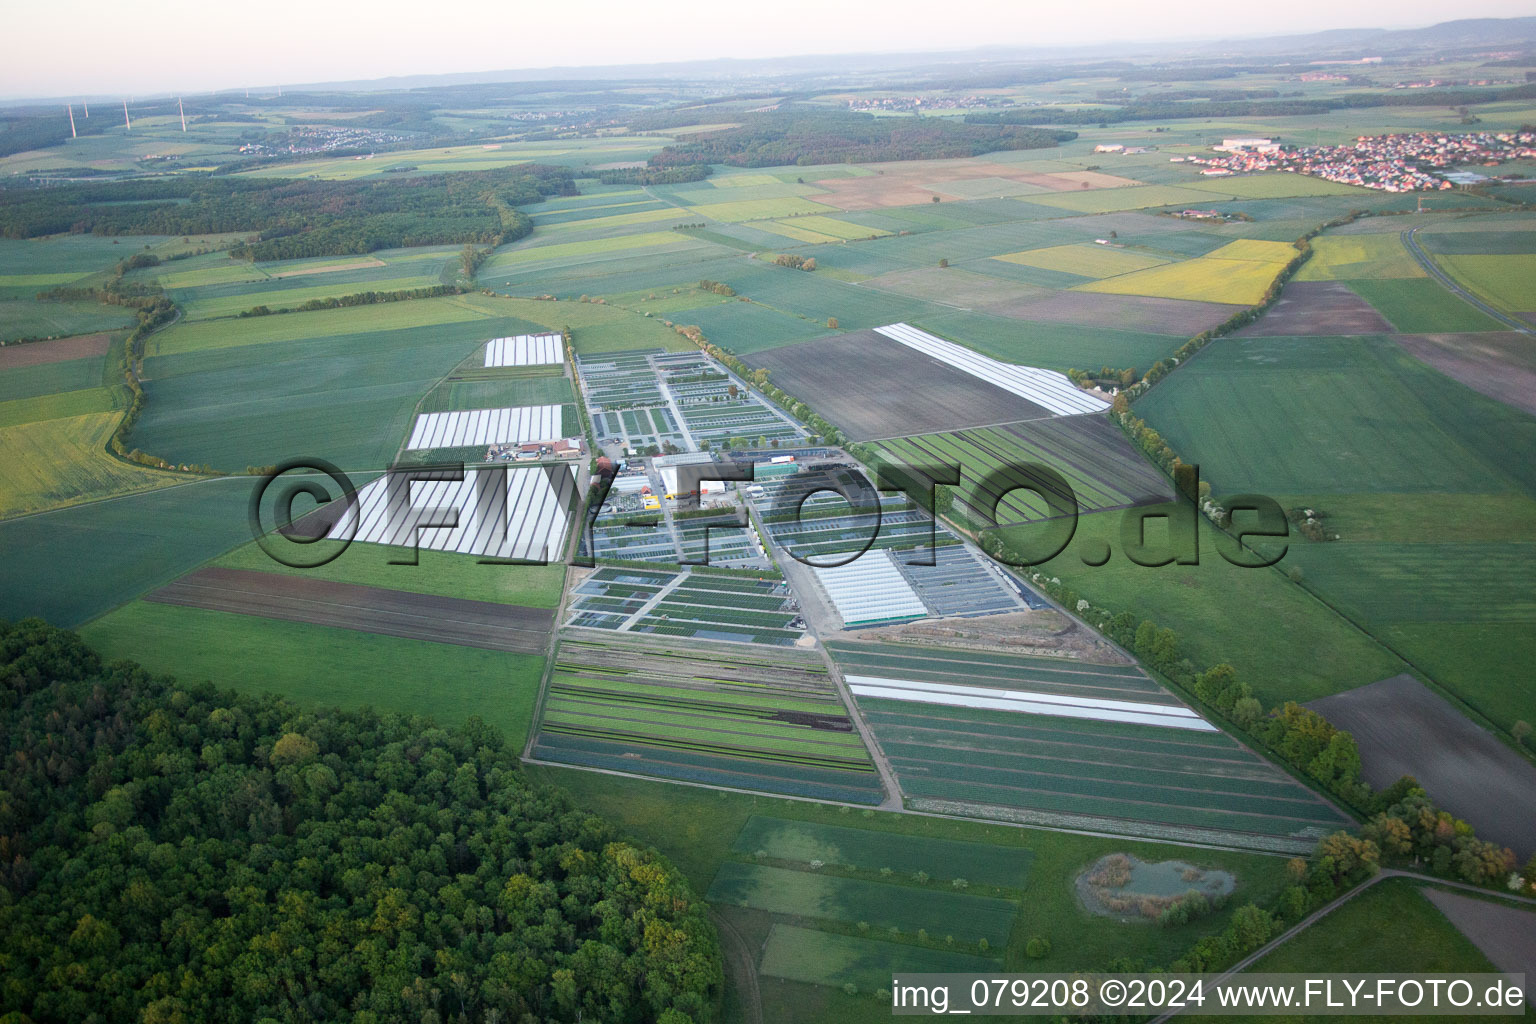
937, 258, 949, 268
0, 620, 723, 1024
931, 194, 941, 203
827, 317, 839, 329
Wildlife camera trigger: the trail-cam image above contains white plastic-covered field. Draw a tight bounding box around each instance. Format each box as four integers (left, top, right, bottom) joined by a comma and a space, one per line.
327, 464, 577, 561
811, 549, 928, 626
484, 333, 563, 368
873, 322, 1108, 416
845, 674, 1217, 731
406, 405, 562, 450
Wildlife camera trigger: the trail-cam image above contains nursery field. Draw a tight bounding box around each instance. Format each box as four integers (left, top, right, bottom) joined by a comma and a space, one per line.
858, 696, 1350, 852
528, 634, 884, 804
872, 413, 1173, 526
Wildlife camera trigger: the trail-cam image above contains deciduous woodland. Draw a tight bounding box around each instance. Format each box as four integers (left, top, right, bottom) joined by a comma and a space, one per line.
0, 620, 722, 1024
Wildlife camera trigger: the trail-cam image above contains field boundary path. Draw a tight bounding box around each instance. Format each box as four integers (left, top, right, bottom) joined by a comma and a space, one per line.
1150, 869, 1536, 1022
1403, 227, 1534, 335
712, 909, 764, 1024
817, 643, 906, 811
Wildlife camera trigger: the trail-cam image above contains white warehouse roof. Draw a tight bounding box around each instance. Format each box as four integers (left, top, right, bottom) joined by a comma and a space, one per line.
844, 675, 1218, 732
484, 333, 563, 368
327, 464, 577, 562
812, 548, 928, 626
873, 323, 1109, 416
406, 405, 562, 450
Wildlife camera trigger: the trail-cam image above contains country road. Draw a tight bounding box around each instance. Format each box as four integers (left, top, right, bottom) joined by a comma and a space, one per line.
1402, 227, 1533, 335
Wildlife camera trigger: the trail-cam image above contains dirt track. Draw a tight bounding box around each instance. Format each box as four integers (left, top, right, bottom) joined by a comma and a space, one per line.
145, 566, 554, 653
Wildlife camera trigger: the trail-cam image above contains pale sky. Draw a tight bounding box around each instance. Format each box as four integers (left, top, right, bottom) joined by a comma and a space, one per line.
5, 0, 1532, 99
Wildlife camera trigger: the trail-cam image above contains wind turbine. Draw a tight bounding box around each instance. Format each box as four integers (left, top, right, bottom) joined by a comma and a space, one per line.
83, 100, 89, 117
123, 99, 131, 131
179, 97, 187, 132
67, 104, 77, 139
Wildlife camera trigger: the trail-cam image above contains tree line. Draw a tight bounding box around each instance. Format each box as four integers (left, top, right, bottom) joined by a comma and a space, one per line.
647, 108, 1074, 168
0, 619, 721, 1024
0, 165, 576, 262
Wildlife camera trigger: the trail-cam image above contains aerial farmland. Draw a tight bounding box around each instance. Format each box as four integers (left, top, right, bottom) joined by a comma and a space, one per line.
2, 16, 1536, 1023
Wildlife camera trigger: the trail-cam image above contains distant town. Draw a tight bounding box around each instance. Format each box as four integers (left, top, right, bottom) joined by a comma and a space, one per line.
1189, 130, 1536, 191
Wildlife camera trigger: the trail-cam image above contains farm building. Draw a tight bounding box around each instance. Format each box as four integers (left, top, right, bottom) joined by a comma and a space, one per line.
324, 463, 577, 562
873, 323, 1108, 416
483, 333, 563, 368
655, 451, 720, 496
1215, 137, 1278, 153
811, 549, 928, 627
405, 405, 562, 450
843, 674, 1218, 731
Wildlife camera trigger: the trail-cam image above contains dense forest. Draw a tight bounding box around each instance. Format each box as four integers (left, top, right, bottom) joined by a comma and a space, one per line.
0, 619, 721, 1024
0, 164, 576, 261
594, 165, 713, 186
648, 108, 1074, 167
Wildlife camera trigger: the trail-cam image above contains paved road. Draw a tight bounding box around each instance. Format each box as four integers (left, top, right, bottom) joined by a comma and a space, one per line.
1151, 868, 1536, 1022
1402, 227, 1533, 335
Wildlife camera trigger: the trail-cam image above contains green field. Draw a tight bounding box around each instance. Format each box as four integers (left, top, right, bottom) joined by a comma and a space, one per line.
238, 137, 670, 180
708, 862, 1019, 945
1076, 250, 1289, 305
759, 925, 999, 992
687, 198, 841, 222
482, 230, 701, 270
1136, 335, 1534, 496
1247, 880, 1498, 975
1183, 173, 1370, 200
0, 298, 136, 341
0, 386, 116, 428
212, 541, 566, 608
0, 412, 180, 519
0, 477, 256, 626
733, 816, 1033, 889
1294, 234, 1427, 281
1126, 331, 1535, 731
80, 602, 547, 747
533, 207, 682, 234
1347, 278, 1507, 333
146, 295, 496, 358
174, 274, 443, 320
533, 765, 1295, 974
135, 315, 526, 472
0, 355, 108, 403
1000, 509, 1406, 707
1438, 253, 1536, 312
995, 243, 1171, 278
1025, 184, 1233, 214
